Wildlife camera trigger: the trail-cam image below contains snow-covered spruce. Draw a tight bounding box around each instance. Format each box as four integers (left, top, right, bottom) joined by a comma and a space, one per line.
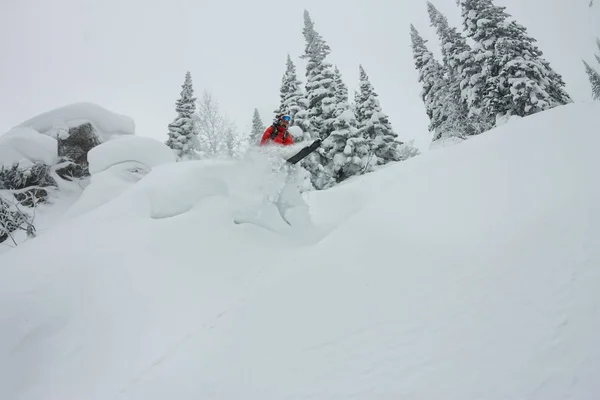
299, 10, 338, 188
426, 2, 480, 138
301, 10, 337, 140
584, 61, 600, 101
460, 0, 571, 125
321, 66, 371, 186
165, 71, 200, 160
250, 109, 266, 146
355, 65, 414, 164
410, 24, 454, 140
583, 38, 600, 101
275, 55, 311, 141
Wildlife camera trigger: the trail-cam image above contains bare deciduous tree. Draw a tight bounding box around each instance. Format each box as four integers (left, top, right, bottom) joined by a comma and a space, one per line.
193, 91, 245, 159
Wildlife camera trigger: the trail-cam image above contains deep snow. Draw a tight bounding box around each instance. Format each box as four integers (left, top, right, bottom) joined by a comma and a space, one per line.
15, 102, 135, 142
0, 127, 58, 168
1, 103, 599, 399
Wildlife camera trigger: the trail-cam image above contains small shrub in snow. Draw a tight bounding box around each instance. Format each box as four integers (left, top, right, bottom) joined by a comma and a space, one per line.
0, 194, 35, 245
0, 162, 55, 190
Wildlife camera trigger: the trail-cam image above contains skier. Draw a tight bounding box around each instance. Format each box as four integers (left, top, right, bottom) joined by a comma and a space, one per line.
260, 114, 294, 146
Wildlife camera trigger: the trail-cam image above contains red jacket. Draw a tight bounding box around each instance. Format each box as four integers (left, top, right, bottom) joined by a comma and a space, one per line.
260, 125, 294, 146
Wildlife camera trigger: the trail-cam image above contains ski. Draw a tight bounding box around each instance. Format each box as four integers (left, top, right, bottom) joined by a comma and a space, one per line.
286, 139, 322, 164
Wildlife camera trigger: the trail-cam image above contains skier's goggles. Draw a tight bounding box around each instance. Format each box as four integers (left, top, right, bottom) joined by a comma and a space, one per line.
281, 115, 291, 121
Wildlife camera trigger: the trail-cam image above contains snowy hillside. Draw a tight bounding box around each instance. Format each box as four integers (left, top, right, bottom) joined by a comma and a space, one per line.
1, 103, 599, 399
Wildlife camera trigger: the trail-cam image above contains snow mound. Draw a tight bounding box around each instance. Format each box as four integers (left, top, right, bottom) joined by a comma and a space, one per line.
0, 127, 58, 168
16, 102, 135, 142
87, 135, 176, 175
68, 136, 177, 217
1, 103, 600, 399
65, 162, 150, 218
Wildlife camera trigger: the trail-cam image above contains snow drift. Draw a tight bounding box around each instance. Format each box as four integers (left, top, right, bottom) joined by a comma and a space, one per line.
0, 127, 58, 168
87, 135, 176, 175
66, 135, 177, 218
1, 103, 599, 399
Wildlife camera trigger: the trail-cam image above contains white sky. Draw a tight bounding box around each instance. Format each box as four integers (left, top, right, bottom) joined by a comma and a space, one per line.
1, 0, 598, 147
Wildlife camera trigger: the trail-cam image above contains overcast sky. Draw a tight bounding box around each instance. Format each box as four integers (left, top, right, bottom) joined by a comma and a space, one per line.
1, 0, 598, 148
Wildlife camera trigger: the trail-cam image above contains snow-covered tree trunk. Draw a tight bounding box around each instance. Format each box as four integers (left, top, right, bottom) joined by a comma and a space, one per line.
166, 71, 200, 160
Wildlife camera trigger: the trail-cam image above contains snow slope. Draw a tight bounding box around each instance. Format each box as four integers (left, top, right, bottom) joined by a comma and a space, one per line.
1, 103, 599, 399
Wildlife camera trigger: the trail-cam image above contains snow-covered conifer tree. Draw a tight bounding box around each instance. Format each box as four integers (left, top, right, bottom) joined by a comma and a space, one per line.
322, 66, 371, 185
275, 55, 310, 141
355, 65, 412, 164
301, 10, 337, 140
299, 10, 338, 188
165, 71, 199, 159
410, 25, 455, 140
583, 61, 600, 100
250, 108, 265, 145
583, 38, 600, 101
426, 2, 480, 137
461, 0, 571, 124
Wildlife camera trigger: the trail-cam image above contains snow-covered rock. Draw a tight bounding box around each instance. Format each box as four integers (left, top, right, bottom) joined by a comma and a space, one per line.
87, 135, 176, 175
16, 102, 135, 142
12, 103, 136, 173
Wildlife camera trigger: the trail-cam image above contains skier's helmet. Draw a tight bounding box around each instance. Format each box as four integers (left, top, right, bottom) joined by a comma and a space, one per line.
277, 114, 291, 125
